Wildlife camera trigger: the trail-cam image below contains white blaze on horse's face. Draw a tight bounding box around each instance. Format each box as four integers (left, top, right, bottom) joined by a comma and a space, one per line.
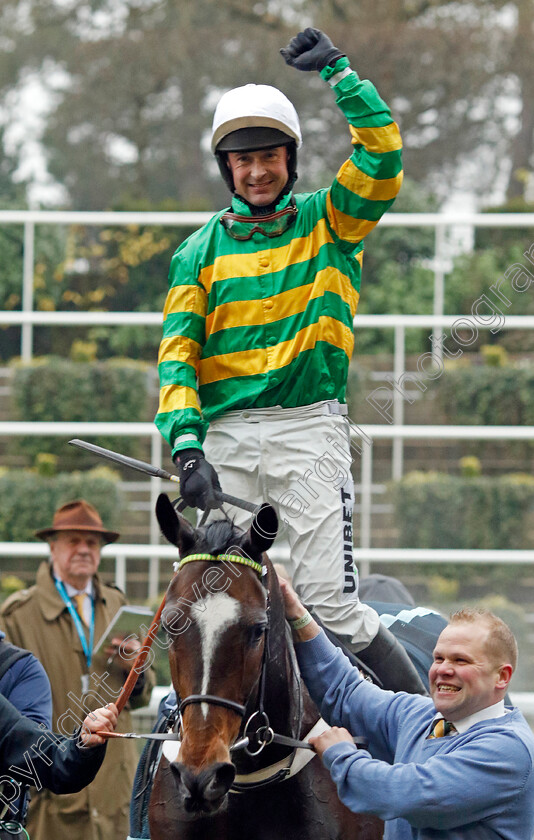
193, 591, 241, 718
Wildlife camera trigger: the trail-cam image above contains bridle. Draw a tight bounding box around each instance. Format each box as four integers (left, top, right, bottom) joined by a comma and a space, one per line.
108, 550, 368, 781
174, 551, 275, 758
170, 554, 369, 765
179, 694, 247, 719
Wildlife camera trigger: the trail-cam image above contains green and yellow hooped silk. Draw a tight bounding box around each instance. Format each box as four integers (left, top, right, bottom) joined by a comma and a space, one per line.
156, 60, 403, 458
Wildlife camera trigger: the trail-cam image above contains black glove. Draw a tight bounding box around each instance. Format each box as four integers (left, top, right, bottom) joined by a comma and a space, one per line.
174, 449, 222, 511
280, 28, 345, 72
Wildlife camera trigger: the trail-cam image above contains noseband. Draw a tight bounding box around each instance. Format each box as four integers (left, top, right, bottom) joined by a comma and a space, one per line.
179, 694, 247, 718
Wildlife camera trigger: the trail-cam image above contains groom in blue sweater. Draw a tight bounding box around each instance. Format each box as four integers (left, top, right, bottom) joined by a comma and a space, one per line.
280, 577, 534, 840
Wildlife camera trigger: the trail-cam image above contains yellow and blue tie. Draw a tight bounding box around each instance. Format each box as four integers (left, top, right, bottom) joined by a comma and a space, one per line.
428, 718, 458, 739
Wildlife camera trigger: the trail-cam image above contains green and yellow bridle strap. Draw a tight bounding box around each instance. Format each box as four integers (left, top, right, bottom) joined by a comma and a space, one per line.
175, 552, 264, 578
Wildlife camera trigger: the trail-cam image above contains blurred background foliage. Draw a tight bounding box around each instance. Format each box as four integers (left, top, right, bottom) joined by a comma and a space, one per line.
2, 0, 534, 690
0, 466, 123, 542
10, 357, 152, 461
1, 0, 533, 210
391, 470, 534, 552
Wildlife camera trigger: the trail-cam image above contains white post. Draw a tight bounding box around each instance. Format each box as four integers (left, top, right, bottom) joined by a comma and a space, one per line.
148, 432, 163, 600
432, 224, 447, 367
359, 437, 373, 578
392, 324, 405, 480
21, 221, 35, 362
115, 553, 127, 593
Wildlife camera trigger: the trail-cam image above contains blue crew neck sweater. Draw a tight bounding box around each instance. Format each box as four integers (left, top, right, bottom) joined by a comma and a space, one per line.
297, 631, 534, 840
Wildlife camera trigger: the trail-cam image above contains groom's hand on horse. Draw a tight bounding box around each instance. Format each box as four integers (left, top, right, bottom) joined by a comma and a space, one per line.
309, 726, 354, 759
277, 575, 321, 640
277, 575, 306, 621
174, 448, 222, 511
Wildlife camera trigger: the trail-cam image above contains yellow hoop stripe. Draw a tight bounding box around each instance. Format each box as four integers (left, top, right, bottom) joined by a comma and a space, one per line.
178, 553, 264, 577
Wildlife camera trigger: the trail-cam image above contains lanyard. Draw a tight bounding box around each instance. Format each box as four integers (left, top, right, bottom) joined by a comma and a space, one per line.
54, 579, 95, 669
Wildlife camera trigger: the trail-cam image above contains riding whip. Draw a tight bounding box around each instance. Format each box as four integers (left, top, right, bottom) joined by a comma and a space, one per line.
68, 438, 258, 513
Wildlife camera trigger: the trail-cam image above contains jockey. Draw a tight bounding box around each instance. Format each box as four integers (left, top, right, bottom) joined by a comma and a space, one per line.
155, 28, 425, 695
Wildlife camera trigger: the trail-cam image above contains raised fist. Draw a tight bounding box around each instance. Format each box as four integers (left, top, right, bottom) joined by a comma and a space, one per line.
280, 28, 344, 72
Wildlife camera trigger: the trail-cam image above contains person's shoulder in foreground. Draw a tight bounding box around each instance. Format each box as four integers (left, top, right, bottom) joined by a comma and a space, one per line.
0, 584, 35, 617
0, 630, 52, 727
0, 693, 118, 795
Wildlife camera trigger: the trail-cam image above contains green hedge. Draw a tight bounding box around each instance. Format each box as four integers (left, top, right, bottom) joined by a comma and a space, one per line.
11, 357, 152, 465
0, 467, 123, 542
392, 471, 534, 551
433, 364, 534, 426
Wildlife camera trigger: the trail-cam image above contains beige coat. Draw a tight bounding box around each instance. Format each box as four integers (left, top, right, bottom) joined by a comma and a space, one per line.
0, 561, 154, 840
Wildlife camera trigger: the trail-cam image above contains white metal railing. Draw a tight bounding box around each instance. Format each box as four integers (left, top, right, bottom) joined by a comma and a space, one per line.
2, 310, 534, 476
1, 209, 533, 362
353, 424, 534, 576
1, 421, 534, 595
2, 541, 534, 601
1, 211, 534, 591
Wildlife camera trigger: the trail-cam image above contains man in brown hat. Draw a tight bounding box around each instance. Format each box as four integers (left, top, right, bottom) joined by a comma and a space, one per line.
0, 500, 155, 840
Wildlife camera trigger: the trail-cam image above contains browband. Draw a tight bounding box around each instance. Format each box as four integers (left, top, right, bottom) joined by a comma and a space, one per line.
176, 552, 264, 577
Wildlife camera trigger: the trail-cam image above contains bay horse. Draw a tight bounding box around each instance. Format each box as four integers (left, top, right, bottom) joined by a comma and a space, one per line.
147, 493, 383, 840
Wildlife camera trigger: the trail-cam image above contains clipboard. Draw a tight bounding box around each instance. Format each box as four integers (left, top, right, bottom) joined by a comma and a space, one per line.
93, 605, 154, 655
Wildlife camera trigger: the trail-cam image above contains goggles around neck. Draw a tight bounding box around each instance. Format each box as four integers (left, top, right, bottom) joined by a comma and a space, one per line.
219, 202, 298, 241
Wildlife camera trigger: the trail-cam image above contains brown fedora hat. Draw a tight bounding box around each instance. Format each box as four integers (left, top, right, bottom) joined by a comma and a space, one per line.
35, 499, 120, 544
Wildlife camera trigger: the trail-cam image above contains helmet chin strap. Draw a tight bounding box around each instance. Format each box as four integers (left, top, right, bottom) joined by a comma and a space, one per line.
216, 153, 236, 192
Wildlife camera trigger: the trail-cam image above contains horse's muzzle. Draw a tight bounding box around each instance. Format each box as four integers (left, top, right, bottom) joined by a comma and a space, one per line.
170, 761, 236, 814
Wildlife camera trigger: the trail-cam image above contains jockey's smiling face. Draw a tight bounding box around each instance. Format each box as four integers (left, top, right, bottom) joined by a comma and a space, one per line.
226, 146, 289, 207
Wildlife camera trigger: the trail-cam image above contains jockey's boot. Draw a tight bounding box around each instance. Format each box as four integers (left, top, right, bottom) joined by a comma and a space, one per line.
357, 622, 428, 695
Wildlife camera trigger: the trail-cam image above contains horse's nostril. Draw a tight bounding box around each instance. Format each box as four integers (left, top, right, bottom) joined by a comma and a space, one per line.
170, 761, 235, 811
204, 762, 236, 801
170, 762, 194, 793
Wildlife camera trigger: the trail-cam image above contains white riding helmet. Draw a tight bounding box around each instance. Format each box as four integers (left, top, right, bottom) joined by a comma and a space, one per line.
211, 84, 302, 195
211, 84, 302, 153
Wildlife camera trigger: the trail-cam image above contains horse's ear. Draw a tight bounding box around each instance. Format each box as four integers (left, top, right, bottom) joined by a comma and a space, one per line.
241, 503, 278, 555
156, 493, 196, 555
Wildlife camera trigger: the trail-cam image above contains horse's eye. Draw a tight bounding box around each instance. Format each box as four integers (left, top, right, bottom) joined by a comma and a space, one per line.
248, 623, 266, 646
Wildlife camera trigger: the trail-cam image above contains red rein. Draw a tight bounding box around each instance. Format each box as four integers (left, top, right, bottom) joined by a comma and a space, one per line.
96, 592, 167, 736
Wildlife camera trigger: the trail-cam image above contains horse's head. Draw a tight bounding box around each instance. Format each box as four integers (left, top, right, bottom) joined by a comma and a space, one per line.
155, 493, 278, 814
